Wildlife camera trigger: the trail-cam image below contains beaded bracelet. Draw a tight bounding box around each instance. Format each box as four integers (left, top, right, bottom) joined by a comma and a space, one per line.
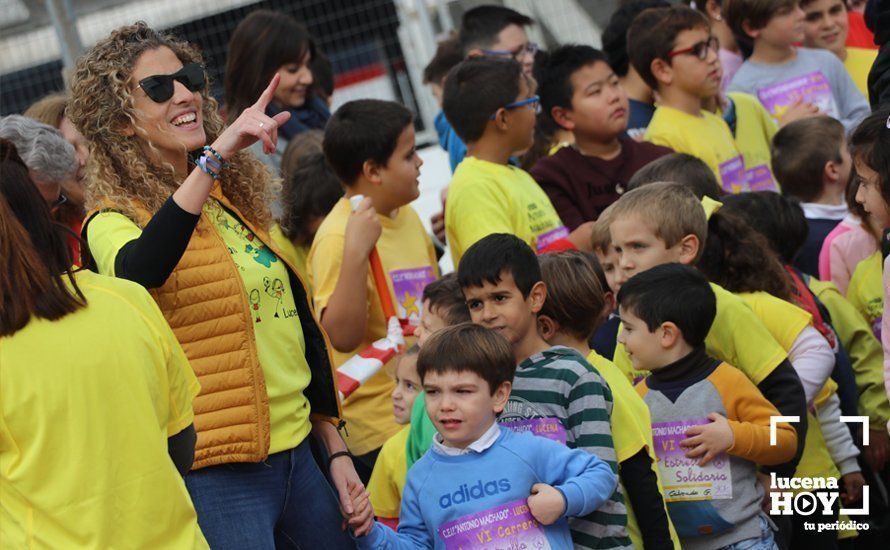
203, 145, 229, 168
197, 153, 221, 179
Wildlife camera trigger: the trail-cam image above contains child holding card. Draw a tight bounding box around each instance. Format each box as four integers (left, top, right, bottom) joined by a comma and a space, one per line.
618, 264, 798, 550
725, 0, 869, 132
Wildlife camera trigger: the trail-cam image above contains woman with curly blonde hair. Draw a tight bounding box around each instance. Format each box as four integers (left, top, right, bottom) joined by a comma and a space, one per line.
68, 22, 370, 549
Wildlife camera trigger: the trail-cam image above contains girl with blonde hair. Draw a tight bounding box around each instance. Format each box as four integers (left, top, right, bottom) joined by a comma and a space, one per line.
68, 22, 369, 548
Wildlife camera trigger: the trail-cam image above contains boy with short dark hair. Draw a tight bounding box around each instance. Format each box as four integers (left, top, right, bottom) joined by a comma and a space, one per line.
628, 5, 751, 193
625, 152, 724, 200
606, 183, 808, 477
310, 99, 439, 477
619, 263, 797, 550
458, 233, 633, 549
601, 0, 671, 140
353, 324, 618, 549
443, 59, 588, 265
538, 251, 680, 550
530, 44, 672, 229
725, 0, 869, 131
436, 4, 537, 172
771, 116, 853, 276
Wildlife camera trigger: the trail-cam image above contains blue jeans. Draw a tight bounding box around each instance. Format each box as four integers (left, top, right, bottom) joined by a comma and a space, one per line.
721, 515, 778, 550
185, 439, 356, 549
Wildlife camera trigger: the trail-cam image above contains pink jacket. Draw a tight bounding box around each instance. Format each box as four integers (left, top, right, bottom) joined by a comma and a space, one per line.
819, 215, 878, 295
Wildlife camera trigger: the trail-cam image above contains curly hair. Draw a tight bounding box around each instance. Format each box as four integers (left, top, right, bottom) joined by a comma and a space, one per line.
697, 209, 794, 302
67, 22, 273, 228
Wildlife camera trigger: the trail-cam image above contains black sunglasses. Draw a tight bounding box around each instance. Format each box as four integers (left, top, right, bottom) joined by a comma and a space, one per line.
137, 63, 206, 103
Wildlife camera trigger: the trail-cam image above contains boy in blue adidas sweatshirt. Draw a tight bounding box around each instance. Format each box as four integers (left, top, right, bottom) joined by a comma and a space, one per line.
353, 323, 617, 550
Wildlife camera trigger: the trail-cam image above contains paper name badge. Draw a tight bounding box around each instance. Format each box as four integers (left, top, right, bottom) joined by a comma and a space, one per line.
757, 71, 838, 121
745, 165, 777, 192
718, 156, 747, 194
438, 499, 551, 550
390, 266, 435, 323
535, 226, 569, 252
501, 417, 568, 445
653, 418, 733, 502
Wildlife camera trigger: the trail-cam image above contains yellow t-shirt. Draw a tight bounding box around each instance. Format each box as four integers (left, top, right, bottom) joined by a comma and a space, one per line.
203, 200, 313, 453
730, 294, 840, 490
725, 92, 779, 192
844, 47, 878, 99
736, 291, 813, 351
367, 425, 409, 519
445, 156, 567, 265
645, 106, 748, 194
309, 198, 439, 455
88, 200, 313, 455
614, 283, 788, 385
270, 223, 311, 293
587, 351, 681, 550
0, 270, 207, 549
847, 251, 883, 340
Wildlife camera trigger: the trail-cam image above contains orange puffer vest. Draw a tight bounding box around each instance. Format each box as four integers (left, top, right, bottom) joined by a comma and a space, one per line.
85, 186, 341, 469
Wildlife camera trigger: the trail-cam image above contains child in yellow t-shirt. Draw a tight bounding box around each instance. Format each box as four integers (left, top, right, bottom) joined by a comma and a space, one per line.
627, 6, 749, 193
442, 57, 589, 265
310, 99, 439, 479
537, 251, 680, 549
605, 183, 807, 478
367, 346, 421, 529
272, 151, 343, 289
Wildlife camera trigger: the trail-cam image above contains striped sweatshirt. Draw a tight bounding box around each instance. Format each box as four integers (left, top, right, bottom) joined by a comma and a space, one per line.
500, 346, 632, 549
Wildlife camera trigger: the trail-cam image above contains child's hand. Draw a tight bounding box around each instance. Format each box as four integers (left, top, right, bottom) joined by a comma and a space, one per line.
344, 197, 382, 258
345, 482, 374, 537
681, 412, 734, 466
778, 98, 821, 127
527, 483, 566, 526
863, 428, 889, 472
840, 471, 865, 506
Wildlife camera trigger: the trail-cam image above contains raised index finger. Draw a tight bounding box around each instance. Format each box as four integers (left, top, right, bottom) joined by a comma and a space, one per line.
254, 73, 281, 111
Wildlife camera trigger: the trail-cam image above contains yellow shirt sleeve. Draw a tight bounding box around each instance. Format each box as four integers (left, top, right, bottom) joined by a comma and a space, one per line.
706, 284, 788, 384
738, 291, 812, 351
86, 212, 143, 277
710, 363, 797, 465
368, 426, 409, 519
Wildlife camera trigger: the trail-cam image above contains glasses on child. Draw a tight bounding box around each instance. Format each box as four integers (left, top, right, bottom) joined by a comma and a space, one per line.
136, 63, 206, 103
481, 42, 539, 61
667, 36, 720, 61
489, 95, 541, 120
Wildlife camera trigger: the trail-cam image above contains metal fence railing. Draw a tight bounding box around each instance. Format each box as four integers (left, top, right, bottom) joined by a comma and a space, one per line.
1, 0, 611, 140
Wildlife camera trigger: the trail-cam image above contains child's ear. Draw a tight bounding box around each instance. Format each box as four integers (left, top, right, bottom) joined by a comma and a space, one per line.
527, 281, 548, 314
677, 234, 701, 265
824, 160, 841, 185
362, 159, 384, 185
537, 314, 558, 341
741, 20, 761, 40
492, 380, 512, 414
650, 57, 673, 87
659, 321, 681, 349
551, 105, 575, 132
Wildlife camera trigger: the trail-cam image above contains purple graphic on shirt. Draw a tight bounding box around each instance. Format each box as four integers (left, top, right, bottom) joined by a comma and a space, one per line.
535, 226, 570, 252
390, 266, 436, 323
652, 418, 733, 502
757, 71, 838, 121
718, 156, 747, 194
746, 165, 778, 192
437, 499, 551, 549
501, 417, 568, 445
